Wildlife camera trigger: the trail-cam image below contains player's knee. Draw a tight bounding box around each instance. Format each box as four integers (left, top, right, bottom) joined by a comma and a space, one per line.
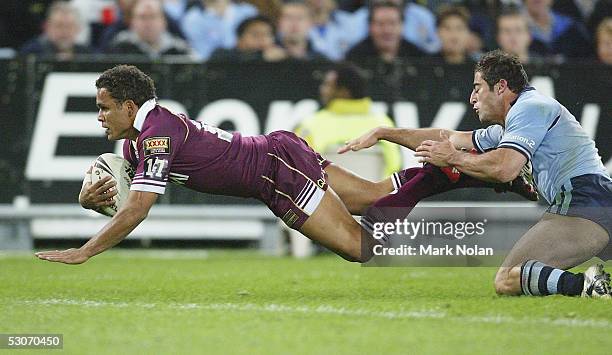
358, 180, 391, 207
494, 278, 512, 295
343, 251, 373, 263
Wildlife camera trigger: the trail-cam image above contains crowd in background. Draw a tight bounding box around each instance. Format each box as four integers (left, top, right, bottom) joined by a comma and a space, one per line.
0, 0, 610, 65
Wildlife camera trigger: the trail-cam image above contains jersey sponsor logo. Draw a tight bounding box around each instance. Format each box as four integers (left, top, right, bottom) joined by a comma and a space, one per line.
505, 134, 535, 148
143, 137, 171, 157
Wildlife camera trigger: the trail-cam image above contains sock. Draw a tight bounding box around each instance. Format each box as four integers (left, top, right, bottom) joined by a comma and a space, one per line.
520, 260, 584, 296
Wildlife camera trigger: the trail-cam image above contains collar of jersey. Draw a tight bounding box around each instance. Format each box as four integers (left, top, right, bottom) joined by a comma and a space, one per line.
510, 86, 535, 107
326, 98, 372, 115
133, 98, 157, 131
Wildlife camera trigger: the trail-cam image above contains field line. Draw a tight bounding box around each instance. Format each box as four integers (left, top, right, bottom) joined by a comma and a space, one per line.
13, 298, 612, 329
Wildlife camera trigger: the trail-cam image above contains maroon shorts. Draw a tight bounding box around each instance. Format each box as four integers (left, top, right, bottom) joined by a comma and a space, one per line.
259, 131, 329, 230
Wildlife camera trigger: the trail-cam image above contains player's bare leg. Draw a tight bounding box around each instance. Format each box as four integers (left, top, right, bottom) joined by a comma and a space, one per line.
324, 163, 394, 215
299, 187, 378, 262
494, 213, 609, 296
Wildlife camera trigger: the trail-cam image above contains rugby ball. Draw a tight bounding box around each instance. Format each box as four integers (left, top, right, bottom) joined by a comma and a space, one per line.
90, 153, 135, 217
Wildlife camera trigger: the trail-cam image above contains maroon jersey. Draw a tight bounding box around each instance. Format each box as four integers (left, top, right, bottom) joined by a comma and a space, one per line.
123, 99, 271, 197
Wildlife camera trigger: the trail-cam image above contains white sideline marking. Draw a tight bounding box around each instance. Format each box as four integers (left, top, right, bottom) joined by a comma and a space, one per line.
15, 299, 612, 329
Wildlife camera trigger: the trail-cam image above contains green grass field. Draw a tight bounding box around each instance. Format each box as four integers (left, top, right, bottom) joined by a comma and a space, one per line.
1, 250, 611, 354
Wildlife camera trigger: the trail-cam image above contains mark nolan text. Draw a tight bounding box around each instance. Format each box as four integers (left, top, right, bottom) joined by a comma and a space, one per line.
372, 244, 494, 256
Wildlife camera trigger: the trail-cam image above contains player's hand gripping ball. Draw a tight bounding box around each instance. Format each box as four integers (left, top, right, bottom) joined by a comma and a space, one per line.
90, 153, 135, 217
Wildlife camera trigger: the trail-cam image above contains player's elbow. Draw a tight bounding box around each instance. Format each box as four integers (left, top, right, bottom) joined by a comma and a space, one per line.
492, 165, 520, 183
121, 206, 149, 223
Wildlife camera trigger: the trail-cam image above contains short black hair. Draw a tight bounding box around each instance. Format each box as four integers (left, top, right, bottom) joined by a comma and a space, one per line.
368, 0, 404, 24
475, 49, 528, 93
495, 6, 526, 34
333, 62, 367, 99
95, 65, 156, 106
236, 15, 274, 38
436, 5, 470, 28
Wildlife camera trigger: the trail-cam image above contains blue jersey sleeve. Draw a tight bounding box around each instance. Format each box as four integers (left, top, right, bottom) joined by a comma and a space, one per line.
472, 125, 503, 153
498, 101, 559, 161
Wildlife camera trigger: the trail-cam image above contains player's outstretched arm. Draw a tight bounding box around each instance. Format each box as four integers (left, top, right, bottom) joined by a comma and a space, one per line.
338, 126, 474, 153
78, 166, 118, 210
36, 191, 158, 264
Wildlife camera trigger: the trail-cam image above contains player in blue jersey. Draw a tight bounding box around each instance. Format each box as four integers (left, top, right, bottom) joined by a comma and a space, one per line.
341, 50, 612, 298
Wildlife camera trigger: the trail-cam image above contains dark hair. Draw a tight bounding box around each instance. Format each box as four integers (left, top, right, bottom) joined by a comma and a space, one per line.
236, 15, 274, 38
495, 6, 527, 34
95, 65, 156, 106
368, 0, 404, 24
436, 5, 470, 28
333, 62, 367, 99
474, 50, 528, 93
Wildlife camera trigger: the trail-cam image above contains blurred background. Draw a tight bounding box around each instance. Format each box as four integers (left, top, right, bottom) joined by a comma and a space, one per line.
0, 0, 610, 255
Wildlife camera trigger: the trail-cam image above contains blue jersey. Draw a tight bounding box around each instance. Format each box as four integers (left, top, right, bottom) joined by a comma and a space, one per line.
472, 87, 610, 204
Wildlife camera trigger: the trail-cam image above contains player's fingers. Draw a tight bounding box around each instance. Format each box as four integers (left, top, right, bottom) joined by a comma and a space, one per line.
91, 176, 112, 189
420, 140, 435, 146
337, 143, 352, 154
36, 251, 64, 258
351, 144, 364, 151
35, 250, 59, 256
100, 199, 116, 206
95, 181, 116, 195
414, 150, 430, 158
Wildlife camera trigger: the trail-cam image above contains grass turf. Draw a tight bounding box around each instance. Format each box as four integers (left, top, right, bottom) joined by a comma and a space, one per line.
1, 250, 611, 354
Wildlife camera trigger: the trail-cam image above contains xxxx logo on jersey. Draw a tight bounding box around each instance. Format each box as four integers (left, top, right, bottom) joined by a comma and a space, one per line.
143, 137, 171, 157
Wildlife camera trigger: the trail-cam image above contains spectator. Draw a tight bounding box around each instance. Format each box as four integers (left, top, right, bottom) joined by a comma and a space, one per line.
305, 0, 365, 60
596, 17, 612, 64
245, 0, 283, 23
345, 1, 426, 66
523, 0, 593, 59
98, 0, 185, 51
20, 1, 93, 60
433, 5, 474, 64
352, 0, 441, 54
105, 0, 195, 59
277, 1, 324, 59
210, 15, 286, 61
295, 63, 401, 178
588, 0, 612, 37
181, 0, 258, 60
496, 8, 539, 64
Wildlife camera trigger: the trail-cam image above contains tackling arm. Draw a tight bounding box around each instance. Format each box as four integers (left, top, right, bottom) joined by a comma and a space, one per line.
378, 127, 474, 151
449, 148, 527, 183
35, 191, 158, 264
338, 126, 474, 153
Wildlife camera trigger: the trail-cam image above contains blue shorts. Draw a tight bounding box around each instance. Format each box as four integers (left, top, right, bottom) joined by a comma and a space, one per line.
546, 174, 612, 260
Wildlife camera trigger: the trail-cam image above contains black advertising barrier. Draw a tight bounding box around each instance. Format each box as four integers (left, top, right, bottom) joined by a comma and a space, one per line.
0, 58, 610, 204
